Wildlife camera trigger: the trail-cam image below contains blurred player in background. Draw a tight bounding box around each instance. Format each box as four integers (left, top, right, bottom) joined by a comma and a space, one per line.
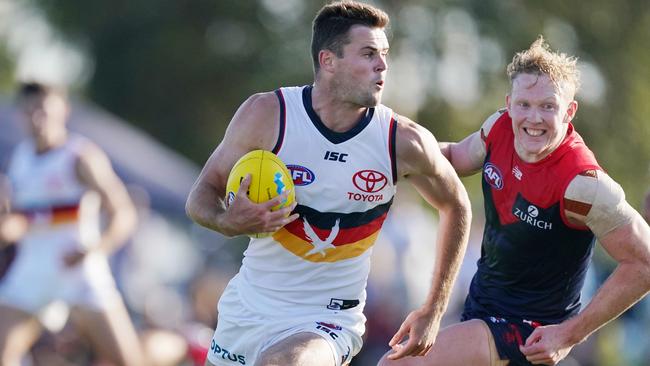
186, 1, 471, 365
0, 82, 144, 366
378, 36, 650, 366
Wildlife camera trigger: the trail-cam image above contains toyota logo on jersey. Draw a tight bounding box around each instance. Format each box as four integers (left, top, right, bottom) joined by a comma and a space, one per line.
352, 170, 387, 193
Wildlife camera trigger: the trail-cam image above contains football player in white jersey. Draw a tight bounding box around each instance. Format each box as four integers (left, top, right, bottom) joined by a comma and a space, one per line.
0, 82, 144, 366
186, 1, 472, 366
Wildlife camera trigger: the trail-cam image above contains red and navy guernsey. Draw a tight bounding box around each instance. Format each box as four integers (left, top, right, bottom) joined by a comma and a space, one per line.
462, 111, 602, 324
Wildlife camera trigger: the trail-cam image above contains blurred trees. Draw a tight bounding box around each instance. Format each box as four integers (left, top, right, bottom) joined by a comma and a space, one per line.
22, 0, 650, 204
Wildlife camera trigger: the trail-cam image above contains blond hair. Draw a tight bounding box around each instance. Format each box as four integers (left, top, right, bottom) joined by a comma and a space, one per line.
507, 36, 580, 97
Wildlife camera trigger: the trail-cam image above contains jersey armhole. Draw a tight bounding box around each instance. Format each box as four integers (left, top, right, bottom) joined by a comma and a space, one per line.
271, 89, 287, 154
389, 114, 398, 184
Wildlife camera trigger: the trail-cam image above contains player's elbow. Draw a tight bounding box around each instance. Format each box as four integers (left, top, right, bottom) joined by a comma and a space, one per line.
185, 192, 200, 223
458, 194, 473, 224
185, 186, 214, 230
443, 189, 472, 227
637, 252, 650, 290
628, 246, 650, 292
438, 142, 452, 161
122, 203, 138, 236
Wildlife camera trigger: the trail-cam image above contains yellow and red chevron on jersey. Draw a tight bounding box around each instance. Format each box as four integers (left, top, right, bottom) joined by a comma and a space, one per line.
20, 204, 80, 226
272, 201, 391, 263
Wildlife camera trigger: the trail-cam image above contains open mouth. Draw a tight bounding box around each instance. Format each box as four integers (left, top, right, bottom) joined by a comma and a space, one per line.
524, 127, 545, 137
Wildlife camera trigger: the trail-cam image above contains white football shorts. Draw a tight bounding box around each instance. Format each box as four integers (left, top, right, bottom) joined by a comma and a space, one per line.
0, 232, 121, 315
206, 277, 364, 366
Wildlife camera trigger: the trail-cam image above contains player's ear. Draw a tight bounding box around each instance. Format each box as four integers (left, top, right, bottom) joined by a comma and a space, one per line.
565, 100, 578, 123
319, 49, 336, 73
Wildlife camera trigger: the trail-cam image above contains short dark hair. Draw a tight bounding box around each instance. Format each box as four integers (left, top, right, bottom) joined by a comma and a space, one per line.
311, 1, 389, 73
16, 81, 66, 102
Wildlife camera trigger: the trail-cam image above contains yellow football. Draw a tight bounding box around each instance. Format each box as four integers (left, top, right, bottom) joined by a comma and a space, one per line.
225, 150, 295, 238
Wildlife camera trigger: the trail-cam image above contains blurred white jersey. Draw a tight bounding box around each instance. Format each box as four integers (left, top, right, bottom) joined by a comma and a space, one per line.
0, 135, 119, 314
235, 85, 397, 320
8, 134, 100, 243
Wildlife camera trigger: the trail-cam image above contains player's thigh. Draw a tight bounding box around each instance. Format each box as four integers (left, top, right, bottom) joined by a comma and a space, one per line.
378, 319, 507, 366
0, 304, 42, 361
70, 302, 143, 366
256, 332, 335, 366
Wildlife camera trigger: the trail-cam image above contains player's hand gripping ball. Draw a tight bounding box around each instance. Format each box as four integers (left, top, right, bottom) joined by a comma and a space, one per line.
225, 150, 296, 238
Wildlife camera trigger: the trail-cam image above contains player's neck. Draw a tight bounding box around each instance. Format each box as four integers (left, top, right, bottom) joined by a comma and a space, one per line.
311, 84, 368, 133
34, 131, 67, 154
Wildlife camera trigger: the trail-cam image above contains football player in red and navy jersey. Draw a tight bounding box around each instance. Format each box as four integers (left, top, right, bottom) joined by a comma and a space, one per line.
378, 36, 650, 366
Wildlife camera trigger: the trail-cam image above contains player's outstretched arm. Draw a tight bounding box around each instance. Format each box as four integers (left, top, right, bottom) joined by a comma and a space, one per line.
520, 172, 650, 365
387, 116, 472, 360
438, 110, 502, 176
185, 92, 297, 237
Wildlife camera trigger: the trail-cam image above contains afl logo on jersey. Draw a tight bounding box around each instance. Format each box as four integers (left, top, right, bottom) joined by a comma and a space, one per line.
352, 170, 387, 193
483, 163, 503, 190
287, 165, 315, 186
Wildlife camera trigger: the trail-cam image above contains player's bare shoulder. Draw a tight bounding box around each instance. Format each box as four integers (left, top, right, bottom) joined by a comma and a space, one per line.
227, 91, 281, 151
75, 139, 111, 173
393, 114, 440, 178
73, 139, 119, 188
565, 170, 635, 237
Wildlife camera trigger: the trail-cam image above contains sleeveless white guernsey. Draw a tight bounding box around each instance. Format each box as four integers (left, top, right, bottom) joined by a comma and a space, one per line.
8, 134, 100, 242
0, 134, 118, 314
233, 86, 398, 319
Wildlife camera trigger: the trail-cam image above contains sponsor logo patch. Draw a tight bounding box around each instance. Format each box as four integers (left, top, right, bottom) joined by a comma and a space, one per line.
512, 198, 553, 230
326, 298, 360, 310
316, 321, 343, 331
352, 170, 387, 193
210, 340, 246, 364
324, 151, 348, 162
315, 322, 341, 340
483, 162, 504, 190
287, 164, 315, 186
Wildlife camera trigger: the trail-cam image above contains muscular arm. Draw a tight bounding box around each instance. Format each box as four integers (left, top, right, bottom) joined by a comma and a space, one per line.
76, 142, 137, 255
438, 110, 502, 176
564, 172, 650, 342
185, 92, 297, 237
388, 116, 472, 359
522, 171, 650, 364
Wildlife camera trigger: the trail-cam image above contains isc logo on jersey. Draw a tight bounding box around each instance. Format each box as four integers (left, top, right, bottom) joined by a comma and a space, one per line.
287, 164, 315, 186
483, 162, 504, 190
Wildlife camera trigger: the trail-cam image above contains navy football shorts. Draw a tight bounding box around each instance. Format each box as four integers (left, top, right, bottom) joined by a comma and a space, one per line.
462, 313, 543, 366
